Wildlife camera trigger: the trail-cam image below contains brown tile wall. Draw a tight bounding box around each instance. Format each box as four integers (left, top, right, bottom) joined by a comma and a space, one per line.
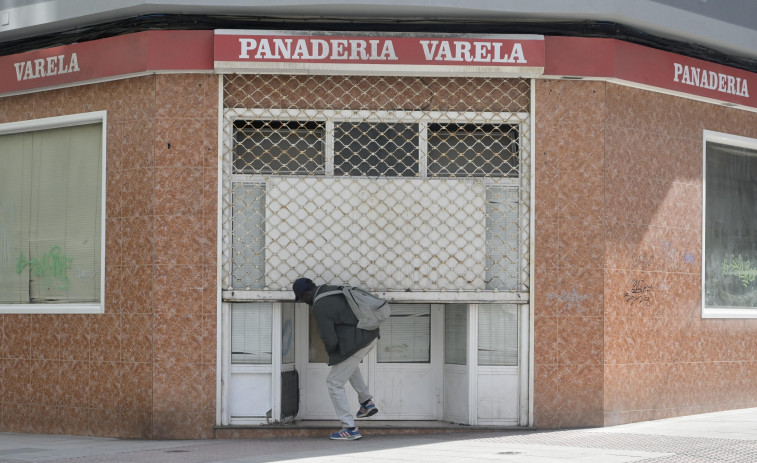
0, 74, 218, 439
534, 79, 757, 429
533, 80, 607, 428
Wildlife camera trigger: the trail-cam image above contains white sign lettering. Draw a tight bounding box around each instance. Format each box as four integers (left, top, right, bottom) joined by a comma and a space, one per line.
239, 37, 398, 61
13, 52, 80, 81
674, 62, 749, 97
236, 36, 531, 64
420, 40, 526, 63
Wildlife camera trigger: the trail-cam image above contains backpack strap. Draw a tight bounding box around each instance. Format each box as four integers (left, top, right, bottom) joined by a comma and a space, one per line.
313, 288, 344, 303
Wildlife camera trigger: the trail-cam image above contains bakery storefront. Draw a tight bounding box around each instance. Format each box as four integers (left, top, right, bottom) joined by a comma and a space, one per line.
215, 31, 539, 427
1, 29, 757, 438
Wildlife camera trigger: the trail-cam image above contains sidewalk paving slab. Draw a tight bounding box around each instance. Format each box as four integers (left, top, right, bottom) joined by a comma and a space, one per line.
0, 407, 756, 462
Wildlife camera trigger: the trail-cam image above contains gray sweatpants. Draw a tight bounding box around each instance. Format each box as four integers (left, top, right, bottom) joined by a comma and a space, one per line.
326, 339, 377, 429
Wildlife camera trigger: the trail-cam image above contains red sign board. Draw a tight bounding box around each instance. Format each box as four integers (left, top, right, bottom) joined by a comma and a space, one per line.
545, 36, 754, 108
213, 30, 546, 76
0, 30, 213, 95
0, 29, 755, 111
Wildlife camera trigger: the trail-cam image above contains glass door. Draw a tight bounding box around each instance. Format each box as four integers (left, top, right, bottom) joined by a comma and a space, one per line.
372, 303, 442, 420
297, 305, 367, 419
297, 302, 442, 421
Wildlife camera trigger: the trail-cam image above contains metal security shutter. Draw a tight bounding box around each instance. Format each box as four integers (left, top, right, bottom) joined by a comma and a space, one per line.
230, 182, 265, 290
221, 75, 531, 301
486, 185, 521, 291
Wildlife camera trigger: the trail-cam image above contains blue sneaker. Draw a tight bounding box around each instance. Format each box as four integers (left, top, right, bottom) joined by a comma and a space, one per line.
356, 399, 378, 418
329, 427, 362, 440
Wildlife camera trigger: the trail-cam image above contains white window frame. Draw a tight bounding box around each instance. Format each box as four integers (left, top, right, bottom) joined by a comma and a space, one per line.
702, 130, 757, 319
0, 111, 107, 314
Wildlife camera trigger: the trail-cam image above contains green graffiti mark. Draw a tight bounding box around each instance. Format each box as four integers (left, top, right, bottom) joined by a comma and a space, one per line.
721, 255, 757, 288
16, 246, 73, 290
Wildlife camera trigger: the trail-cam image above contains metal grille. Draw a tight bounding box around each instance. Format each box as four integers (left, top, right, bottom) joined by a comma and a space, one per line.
221, 74, 531, 300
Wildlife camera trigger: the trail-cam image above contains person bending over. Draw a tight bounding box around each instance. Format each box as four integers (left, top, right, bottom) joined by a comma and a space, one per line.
292, 277, 379, 440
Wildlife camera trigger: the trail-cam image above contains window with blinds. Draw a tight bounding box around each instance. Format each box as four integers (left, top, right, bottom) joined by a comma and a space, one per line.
478, 303, 518, 366
0, 118, 103, 309
377, 303, 431, 363
231, 302, 273, 364
444, 303, 467, 365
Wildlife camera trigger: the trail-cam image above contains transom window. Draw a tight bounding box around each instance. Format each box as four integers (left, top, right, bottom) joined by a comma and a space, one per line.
428, 123, 519, 177
233, 120, 324, 175
231, 113, 521, 178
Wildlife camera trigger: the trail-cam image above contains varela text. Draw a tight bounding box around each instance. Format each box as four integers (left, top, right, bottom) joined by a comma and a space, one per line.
14, 53, 80, 81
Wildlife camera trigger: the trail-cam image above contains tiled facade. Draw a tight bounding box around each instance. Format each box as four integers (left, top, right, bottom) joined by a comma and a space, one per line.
0, 74, 219, 439
2, 72, 757, 438
533, 79, 757, 428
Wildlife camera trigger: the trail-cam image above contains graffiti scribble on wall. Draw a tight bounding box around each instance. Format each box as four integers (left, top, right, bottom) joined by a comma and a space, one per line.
624, 279, 653, 305
547, 289, 592, 313
633, 242, 696, 271
16, 246, 73, 290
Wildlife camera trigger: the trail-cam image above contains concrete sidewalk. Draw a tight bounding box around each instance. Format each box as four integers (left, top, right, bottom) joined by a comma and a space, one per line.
1, 408, 757, 462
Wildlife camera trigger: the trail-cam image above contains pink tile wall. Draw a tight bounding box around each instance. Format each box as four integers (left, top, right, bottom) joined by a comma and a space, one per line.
602, 84, 757, 426
533, 80, 607, 428
150, 74, 218, 439
535, 79, 757, 429
0, 74, 218, 439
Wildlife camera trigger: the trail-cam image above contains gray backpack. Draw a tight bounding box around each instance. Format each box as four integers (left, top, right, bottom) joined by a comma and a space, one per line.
314, 286, 391, 330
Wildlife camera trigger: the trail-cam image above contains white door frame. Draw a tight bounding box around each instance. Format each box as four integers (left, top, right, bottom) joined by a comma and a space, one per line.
220, 301, 284, 426
467, 303, 529, 426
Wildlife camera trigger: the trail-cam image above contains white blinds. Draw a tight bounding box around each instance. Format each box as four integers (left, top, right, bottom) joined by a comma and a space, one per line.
478, 303, 518, 366
0, 123, 102, 305
231, 302, 272, 364
0, 132, 27, 303
444, 303, 467, 365
377, 303, 430, 363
